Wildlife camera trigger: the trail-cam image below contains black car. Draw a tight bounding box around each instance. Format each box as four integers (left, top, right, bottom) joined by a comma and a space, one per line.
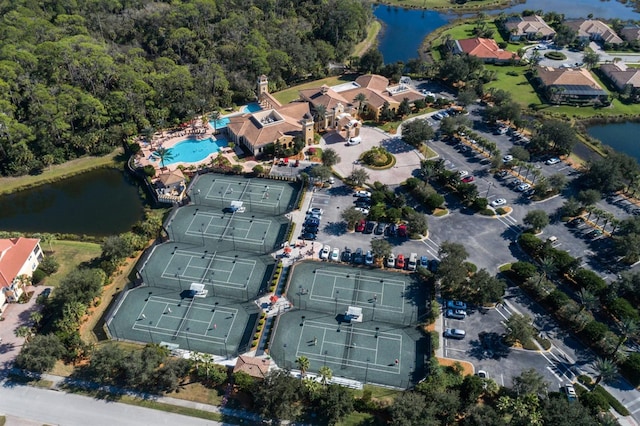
388, 224, 398, 237
341, 248, 352, 263
364, 221, 376, 234
301, 232, 317, 240
305, 218, 320, 227
41, 288, 51, 298
304, 225, 319, 234
568, 217, 585, 227
374, 222, 386, 235
353, 248, 364, 264
355, 199, 371, 208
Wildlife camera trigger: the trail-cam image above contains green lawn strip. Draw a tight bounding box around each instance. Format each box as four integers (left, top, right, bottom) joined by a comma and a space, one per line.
7, 373, 54, 388
271, 75, 358, 105
0, 148, 124, 195
376, 0, 508, 12
352, 20, 381, 57
592, 385, 630, 416
352, 384, 402, 400
337, 411, 382, 426
45, 240, 102, 288
118, 395, 224, 422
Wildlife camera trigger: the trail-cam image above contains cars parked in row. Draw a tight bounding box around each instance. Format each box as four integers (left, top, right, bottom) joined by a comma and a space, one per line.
444, 328, 466, 339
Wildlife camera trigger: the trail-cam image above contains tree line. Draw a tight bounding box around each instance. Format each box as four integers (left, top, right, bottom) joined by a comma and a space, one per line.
0, 0, 371, 176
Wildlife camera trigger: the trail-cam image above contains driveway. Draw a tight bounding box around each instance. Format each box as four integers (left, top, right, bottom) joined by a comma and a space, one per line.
524, 41, 640, 67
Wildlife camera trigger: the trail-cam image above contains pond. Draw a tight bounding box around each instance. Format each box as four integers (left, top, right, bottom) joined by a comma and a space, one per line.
0, 168, 145, 236
587, 122, 640, 164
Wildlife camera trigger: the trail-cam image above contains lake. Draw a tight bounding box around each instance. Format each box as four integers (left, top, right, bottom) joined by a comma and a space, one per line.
0, 168, 145, 236
375, 1, 640, 64
587, 122, 640, 163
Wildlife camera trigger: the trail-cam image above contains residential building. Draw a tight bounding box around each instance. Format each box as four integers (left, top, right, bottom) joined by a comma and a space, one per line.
502, 15, 556, 41
0, 237, 43, 312
599, 62, 640, 91
620, 25, 640, 42
447, 38, 519, 63
233, 355, 272, 380
535, 65, 609, 105
565, 19, 623, 45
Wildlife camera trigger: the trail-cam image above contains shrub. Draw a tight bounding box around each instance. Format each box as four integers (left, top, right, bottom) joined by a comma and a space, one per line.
581, 320, 608, 343
546, 289, 570, 311
38, 256, 60, 275
253, 164, 264, 174
572, 268, 607, 294
495, 207, 507, 215
511, 261, 538, 281
519, 233, 543, 256
143, 165, 156, 177
580, 388, 610, 415
32, 269, 47, 284
544, 51, 567, 60
592, 385, 630, 416
608, 297, 640, 321
621, 353, 640, 387
473, 197, 488, 210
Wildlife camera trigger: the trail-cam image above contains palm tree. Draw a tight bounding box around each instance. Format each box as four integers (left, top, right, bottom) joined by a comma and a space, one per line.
15, 326, 33, 341
593, 357, 618, 387
296, 355, 310, 377
353, 93, 367, 118
30, 311, 43, 327
577, 288, 598, 313
155, 147, 174, 169
538, 257, 556, 284
318, 365, 333, 386
612, 318, 638, 357
210, 110, 221, 133
314, 105, 327, 131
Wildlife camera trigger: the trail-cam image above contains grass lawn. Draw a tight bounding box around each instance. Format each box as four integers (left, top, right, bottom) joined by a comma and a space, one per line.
338, 411, 383, 426
352, 384, 402, 401
45, 240, 102, 288
379, 0, 508, 11
0, 148, 124, 195
352, 20, 381, 58
166, 382, 224, 405
271, 75, 358, 105
484, 64, 542, 107
120, 396, 223, 422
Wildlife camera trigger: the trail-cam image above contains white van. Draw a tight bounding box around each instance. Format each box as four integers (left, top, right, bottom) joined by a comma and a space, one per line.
347, 136, 362, 146
408, 253, 418, 271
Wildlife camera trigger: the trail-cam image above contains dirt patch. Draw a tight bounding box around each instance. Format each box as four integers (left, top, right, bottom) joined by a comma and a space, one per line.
436, 357, 475, 376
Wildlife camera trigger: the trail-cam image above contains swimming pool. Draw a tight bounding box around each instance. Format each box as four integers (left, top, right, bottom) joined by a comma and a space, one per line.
209, 117, 230, 130
242, 103, 262, 113
154, 137, 228, 166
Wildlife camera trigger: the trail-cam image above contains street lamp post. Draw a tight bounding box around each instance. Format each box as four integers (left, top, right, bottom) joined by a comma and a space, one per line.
485, 181, 494, 199
334, 290, 339, 314
223, 334, 229, 359
365, 358, 370, 384
283, 343, 287, 368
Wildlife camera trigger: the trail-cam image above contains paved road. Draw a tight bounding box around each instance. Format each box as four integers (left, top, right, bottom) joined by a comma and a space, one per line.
0, 382, 222, 426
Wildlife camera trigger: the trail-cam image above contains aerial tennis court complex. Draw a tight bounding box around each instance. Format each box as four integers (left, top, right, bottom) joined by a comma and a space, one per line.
106, 174, 301, 356
270, 261, 430, 388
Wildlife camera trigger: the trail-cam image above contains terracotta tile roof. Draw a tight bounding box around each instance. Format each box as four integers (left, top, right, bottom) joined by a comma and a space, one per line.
233, 355, 271, 379
536, 66, 604, 90
355, 74, 389, 92
0, 238, 39, 287
157, 169, 185, 186
600, 62, 640, 89
298, 86, 351, 111
565, 19, 623, 44
456, 38, 518, 61
503, 15, 556, 38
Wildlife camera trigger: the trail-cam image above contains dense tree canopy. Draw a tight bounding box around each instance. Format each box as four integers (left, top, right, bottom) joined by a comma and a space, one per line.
0, 0, 371, 175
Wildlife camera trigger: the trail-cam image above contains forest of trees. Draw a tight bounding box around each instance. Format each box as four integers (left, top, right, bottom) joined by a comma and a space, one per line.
0, 0, 371, 176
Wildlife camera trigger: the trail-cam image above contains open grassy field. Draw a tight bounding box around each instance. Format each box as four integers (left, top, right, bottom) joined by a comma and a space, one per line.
352, 20, 381, 58
0, 148, 124, 195
45, 240, 102, 287
271, 75, 358, 105
484, 64, 542, 107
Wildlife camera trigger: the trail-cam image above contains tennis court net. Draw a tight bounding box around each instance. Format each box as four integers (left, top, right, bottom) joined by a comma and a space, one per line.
173, 297, 196, 339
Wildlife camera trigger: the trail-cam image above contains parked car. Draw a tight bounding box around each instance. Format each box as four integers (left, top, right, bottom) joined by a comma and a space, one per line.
516, 183, 531, 192
341, 248, 352, 263
407, 253, 418, 271
355, 199, 371, 208
503, 155, 513, 163
420, 256, 429, 267
41, 288, 52, 298
496, 170, 508, 178
347, 136, 362, 145
491, 198, 507, 207
396, 254, 405, 269
446, 300, 467, 310
388, 224, 398, 237
457, 170, 469, 178
303, 224, 319, 233
444, 328, 466, 339
397, 224, 408, 238
546, 157, 561, 165
320, 245, 331, 260
375, 222, 386, 235
330, 247, 340, 262
301, 232, 317, 240
365, 250, 374, 266
564, 383, 577, 401
429, 259, 439, 272
305, 218, 320, 227
386, 253, 396, 268
477, 370, 488, 379
446, 309, 467, 320
308, 207, 324, 216
354, 190, 372, 198
461, 176, 475, 183
568, 217, 585, 227
364, 221, 376, 234
353, 248, 364, 264
355, 207, 370, 215
355, 219, 366, 232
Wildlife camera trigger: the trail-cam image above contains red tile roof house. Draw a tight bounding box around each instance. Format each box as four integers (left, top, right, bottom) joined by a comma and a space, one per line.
0, 238, 43, 313
447, 38, 519, 63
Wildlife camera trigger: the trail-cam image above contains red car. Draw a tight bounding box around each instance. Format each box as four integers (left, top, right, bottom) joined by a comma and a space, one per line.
355, 219, 366, 232
461, 176, 474, 183
398, 224, 407, 238
396, 254, 405, 269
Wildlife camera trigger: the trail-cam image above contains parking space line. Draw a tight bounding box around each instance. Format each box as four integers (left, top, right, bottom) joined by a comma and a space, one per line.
546, 365, 564, 382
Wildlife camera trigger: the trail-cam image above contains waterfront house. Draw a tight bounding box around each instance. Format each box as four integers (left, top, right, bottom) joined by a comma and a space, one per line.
502, 15, 556, 42
0, 238, 43, 312
565, 19, 623, 45
620, 25, 640, 42
599, 62, 640, 91
447, 38, 519, 63
534, 65, 609, 105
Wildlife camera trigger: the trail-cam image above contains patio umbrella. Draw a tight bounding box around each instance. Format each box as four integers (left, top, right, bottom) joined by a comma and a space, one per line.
270, 295, 279, 304
283, 246, 292, 254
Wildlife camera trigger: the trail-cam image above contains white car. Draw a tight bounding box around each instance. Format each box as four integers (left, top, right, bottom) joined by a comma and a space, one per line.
503, 155, 513, 163
517, 183, 531, 192
477, 370, 488, 379
546, 157, 561, 165
354, 190, 372, 198
491, 198, 507, 207
330, 247, 340, 262
354, 207, 370, 215
457, 170, 469, 178
386, 253, 396, 268
347, 136, 362, 145
320, 245, 331, 260
307, 207, 324, 216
